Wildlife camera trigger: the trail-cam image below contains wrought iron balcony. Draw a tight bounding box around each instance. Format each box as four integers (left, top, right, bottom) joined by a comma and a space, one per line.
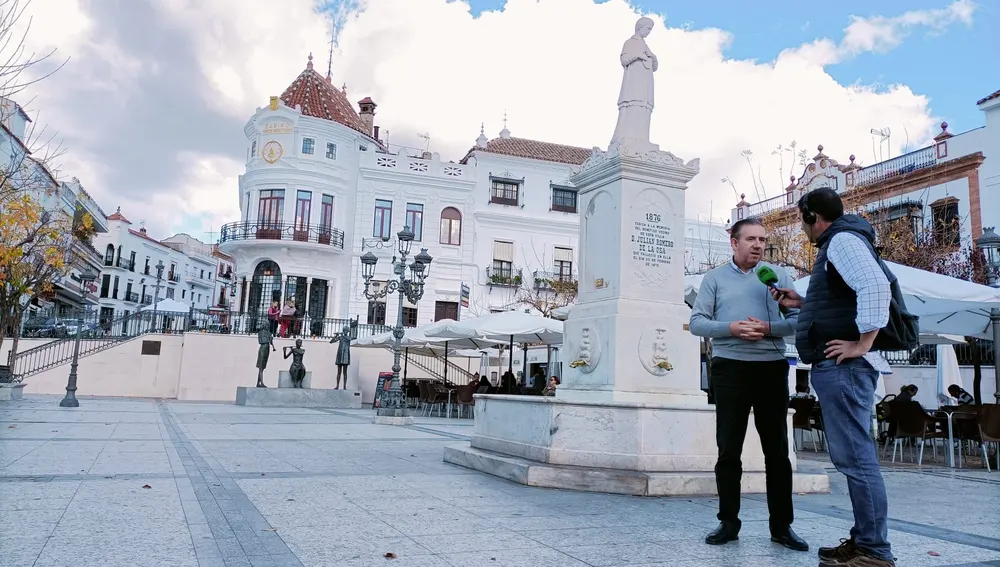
115, 257, 134, 271
532, 270, 578, 291
166, 272, 180, 283
486, 265, 522, 288
219, 221, 345, 249
123, 291, 139, 303
141, 295, 153, 305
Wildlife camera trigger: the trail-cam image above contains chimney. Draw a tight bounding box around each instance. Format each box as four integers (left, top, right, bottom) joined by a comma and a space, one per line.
358, 97, 377, 136
373, 125, 380, 142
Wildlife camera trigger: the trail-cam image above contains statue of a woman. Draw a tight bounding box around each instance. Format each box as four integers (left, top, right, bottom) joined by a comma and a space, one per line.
255, 326, 276, 388
610, 17, 658, 152
283, 339, 307, 388
329, 317, 359, 389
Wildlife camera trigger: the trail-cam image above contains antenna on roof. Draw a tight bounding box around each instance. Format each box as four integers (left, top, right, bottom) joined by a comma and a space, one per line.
326, 19, 335, 81
869, 127, 891, 161
418, 132, 431, 151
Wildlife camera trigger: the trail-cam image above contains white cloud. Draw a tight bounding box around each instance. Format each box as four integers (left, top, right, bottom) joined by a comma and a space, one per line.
784, 0, 976, 65
14, 0, 975, 234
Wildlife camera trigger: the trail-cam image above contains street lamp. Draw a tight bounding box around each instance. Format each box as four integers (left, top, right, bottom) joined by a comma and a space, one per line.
975, 227, 1000, 402
188, 282, 196, 331
60, 267, 98, 408
151, 260, 164, 333
360, 226, 432, 418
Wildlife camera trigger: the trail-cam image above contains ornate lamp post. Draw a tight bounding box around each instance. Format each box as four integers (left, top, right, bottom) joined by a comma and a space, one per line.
188, 282, 196, 330
975, 227, 1000, 402
151, 260, 164, 333
60, 267, 98, 408
360, 226, 432, 418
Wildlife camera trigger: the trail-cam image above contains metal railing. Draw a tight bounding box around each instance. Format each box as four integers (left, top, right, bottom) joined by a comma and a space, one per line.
532, 270, 577, 291
882, 341, 995, 367
186, 310, 391, 339
486, 265, 522, 287
115, 257, 134, 271
123, 291, 139, 303
9, 309, 192, 382
219, 221, 346, 249
853, 146, 937, 188
403, 349, 474, 386
167, 272, 180, 283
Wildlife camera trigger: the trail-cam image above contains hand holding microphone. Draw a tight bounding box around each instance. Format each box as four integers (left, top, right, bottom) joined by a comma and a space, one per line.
758, 265, 803, 308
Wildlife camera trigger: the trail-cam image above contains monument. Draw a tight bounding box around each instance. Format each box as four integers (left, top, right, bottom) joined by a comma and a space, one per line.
444, 18, 829, 496
279, 339, 311, 388
236, 322, 362, 409
330, 318, 359, 390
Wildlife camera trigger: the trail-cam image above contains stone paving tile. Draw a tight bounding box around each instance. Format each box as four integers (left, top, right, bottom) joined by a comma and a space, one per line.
2, 395, 999, 567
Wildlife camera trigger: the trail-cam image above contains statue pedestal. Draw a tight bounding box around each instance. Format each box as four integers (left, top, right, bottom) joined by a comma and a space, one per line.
278, 371, 312, 389
444, 148, 828, 496
235, 387, 362, 408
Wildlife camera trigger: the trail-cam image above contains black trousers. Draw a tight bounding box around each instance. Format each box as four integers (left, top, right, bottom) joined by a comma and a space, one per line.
711, 357, 794, 532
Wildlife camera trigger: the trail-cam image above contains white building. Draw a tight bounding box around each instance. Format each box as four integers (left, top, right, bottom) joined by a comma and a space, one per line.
0, 98, 110, 316
219, 56, 731, 330
94, 211, 232, 327
732, 88, 999, 256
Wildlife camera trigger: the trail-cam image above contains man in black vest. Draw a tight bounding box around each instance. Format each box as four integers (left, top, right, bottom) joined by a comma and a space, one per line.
772, 188, 895, 567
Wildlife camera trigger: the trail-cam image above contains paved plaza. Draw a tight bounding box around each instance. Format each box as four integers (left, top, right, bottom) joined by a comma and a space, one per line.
1, 396, 998, 567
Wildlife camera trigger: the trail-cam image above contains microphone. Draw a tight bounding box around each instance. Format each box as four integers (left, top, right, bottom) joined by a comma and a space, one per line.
757, 265, 780, 291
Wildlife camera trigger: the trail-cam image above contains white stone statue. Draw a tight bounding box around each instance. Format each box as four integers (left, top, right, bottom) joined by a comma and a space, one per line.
610, 17, 658, 153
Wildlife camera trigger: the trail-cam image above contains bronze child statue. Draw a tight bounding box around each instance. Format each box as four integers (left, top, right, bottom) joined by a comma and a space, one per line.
256, 325, 276, 388
329, 317, 359, 390
283, 339, 307, 388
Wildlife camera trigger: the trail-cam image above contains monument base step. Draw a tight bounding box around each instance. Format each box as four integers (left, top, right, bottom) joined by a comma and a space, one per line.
444, 444, 830, 497
234, 387, 362, 408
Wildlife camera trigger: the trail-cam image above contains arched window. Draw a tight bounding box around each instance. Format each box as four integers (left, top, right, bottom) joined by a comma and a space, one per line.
104, 244, 114, 266
439, 207, 462, 245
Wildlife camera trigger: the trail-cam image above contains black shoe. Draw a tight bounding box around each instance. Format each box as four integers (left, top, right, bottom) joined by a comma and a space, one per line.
770, 527, 809, 551
818, 538, 857, 561
705, 523, 739, 545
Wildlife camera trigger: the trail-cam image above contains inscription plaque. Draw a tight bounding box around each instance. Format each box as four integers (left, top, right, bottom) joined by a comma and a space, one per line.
631, 212, 673, 268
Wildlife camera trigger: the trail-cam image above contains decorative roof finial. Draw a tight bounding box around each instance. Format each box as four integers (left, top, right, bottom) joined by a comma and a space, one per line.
499, 110, 511, 139
116, 206, 121, 214
306, 52, 314, 70
476, 122, 488, 149
342, 83, 347, 94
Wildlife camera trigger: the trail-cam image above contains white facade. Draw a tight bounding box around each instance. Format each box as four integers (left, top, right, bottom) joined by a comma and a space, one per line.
732, 89, 999, 253
220, 58, 733, 329
93, 214, 222, 323
0, 98, 110, 314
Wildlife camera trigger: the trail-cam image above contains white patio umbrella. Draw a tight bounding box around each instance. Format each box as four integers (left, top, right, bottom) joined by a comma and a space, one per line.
424, 310, 563, 376
936, 344, 964, 405
146, 298, 190, 312
355, 319, 499, 384
793, 261, 1000, 339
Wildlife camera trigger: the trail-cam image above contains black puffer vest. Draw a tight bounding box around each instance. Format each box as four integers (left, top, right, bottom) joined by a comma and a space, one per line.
795, 215, 879, 364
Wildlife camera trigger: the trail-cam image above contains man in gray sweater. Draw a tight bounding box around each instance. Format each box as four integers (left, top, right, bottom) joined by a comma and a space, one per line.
689, 218, 807, 552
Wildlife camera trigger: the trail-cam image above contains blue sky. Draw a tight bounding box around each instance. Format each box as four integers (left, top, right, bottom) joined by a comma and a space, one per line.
463, 0, 998, 133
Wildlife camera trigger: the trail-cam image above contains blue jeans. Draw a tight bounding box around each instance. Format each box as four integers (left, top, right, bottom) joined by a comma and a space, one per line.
811, 357, 892, 561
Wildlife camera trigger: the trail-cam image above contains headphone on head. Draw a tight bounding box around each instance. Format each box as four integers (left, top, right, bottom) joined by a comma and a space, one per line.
798, 193, 817, 225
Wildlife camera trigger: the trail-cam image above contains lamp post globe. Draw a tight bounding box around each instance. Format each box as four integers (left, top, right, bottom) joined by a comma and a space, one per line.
59, 267, 98, 408
396, 226, 414, 257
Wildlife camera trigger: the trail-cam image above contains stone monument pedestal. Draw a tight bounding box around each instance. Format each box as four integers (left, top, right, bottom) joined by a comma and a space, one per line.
278, 371, 312, 389
443, 395, 829, 496
235, 387, 362, 408
0, 382, 26, 401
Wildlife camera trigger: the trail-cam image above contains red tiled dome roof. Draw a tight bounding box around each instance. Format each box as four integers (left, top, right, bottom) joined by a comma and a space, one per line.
279, 55, 370, 137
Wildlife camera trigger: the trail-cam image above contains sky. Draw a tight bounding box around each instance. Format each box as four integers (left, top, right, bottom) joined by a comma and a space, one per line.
12, 0, 998, 241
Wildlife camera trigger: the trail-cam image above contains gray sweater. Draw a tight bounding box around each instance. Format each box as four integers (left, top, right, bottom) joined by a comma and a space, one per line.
689, 261, 798, 362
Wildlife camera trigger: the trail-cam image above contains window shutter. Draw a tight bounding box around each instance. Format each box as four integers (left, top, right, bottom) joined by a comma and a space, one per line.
493, 241, 514, 262
553, 247, 574, 262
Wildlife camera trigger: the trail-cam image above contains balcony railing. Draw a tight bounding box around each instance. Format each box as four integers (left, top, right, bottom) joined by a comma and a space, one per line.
852, 146, 937, 188
166, 272, 180, 283
141, 295, 153, 306
115, 257, 134, 271
186, 274, 214, 288
220, 221, 345, 249
123, 291, 139, 303
218, 268, 233, 280
731, 144, 941, 223
486, 265, 522, 287
532, 270, 578, 291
